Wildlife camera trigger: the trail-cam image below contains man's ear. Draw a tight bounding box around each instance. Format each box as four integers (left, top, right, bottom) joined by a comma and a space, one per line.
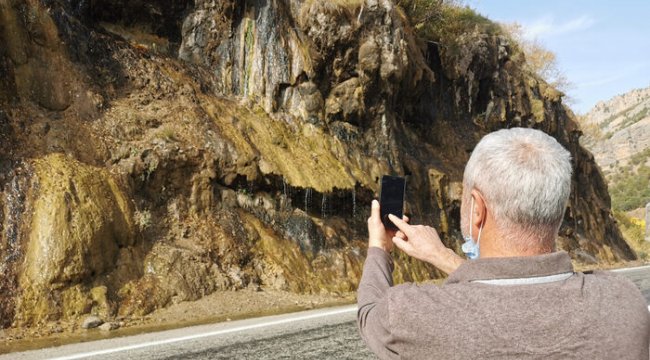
470, 189, 487, 228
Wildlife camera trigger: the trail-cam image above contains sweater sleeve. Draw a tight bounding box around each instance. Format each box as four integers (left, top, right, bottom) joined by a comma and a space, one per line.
357, 247, 399, 360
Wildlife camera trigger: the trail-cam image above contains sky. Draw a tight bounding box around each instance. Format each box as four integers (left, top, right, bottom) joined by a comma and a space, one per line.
467, 0, 650, 114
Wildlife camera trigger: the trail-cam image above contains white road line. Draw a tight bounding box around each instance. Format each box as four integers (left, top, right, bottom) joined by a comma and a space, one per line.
610, 265, 650, 273
48, 306, 358, 360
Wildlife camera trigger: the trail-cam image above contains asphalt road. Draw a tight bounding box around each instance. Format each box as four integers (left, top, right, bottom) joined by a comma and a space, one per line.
4, 266, 650, 360
612, 265, 650, 303
2, 306, 373, 360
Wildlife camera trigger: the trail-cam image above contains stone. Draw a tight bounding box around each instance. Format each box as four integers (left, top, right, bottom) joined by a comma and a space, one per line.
287, 81, 325, 124
325, 78, 363, 125
98, 322, 120, 331
358, 38, 380, 74
81, 316, 103, 329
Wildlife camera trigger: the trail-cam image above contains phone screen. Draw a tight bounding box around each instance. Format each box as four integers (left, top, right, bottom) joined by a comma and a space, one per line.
380, 175, 406, 231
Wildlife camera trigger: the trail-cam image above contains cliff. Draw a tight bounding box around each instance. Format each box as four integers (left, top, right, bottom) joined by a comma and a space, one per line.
580, 86, 650, 171
0, 0, 636, 327
579, 86, 650, 211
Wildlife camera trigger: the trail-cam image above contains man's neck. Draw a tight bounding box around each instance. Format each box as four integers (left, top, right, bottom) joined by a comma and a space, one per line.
480, 247, 551, 258
478, 228, 554, 258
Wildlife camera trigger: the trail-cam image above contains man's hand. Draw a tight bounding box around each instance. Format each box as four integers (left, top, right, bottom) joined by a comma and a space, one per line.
388, 214, 466, 275
367, 200, 393, 252
367, 200, 408, 252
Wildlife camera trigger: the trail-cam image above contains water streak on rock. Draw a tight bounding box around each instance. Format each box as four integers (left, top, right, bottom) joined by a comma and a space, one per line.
321, 194, 328, 218
352, 188, 357, 218
305, 188, 312, 213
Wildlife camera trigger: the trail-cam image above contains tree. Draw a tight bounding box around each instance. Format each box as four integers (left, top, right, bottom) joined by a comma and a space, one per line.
501, 22, 572, 96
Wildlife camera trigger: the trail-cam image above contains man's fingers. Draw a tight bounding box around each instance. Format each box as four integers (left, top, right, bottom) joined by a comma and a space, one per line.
388, 214, 410, 233
403, 215, 410, 223
395, 230, 407, 240
392, 236, 411, 253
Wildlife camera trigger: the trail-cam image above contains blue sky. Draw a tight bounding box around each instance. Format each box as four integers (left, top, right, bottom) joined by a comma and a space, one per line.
467, 0, 650, 114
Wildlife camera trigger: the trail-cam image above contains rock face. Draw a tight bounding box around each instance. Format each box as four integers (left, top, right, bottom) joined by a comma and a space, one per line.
580, 86, 650, 173
0, 0, 636, 327
579, 86, 650, 213
0, 0, 74, 110
18, 154, 135, 324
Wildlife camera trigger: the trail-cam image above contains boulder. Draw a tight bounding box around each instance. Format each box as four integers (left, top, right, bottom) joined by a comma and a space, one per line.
82, 316, 103, 329
98, 322, 120, 331
16, 154, 134, 325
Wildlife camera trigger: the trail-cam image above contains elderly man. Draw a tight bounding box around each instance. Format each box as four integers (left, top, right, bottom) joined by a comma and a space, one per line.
357, 128, 650, 359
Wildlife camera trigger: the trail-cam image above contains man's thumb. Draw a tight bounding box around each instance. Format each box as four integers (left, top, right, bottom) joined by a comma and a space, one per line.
371, 199, 380, 218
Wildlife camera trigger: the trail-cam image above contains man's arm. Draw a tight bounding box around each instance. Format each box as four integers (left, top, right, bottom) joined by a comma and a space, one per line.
357, 200, 400, 359
357, 247, 398, 359
357, 200, 462, 358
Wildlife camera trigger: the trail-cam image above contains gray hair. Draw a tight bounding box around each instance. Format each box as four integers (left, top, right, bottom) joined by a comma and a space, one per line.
463, 128, 572, 241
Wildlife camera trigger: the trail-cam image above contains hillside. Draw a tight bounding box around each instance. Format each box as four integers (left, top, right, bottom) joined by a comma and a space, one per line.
580, 86, 650, 211
0, 0, 635, 331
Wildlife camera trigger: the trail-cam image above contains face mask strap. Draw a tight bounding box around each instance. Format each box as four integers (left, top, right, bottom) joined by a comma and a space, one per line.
469, 196, 474, 240
470, 195, 484, 257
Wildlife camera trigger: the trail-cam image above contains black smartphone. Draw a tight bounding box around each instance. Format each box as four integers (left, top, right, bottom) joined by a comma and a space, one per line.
379, 175, 406, 231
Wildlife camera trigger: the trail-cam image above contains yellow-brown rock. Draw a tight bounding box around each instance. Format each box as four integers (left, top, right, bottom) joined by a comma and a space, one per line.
16, 154, 134, 325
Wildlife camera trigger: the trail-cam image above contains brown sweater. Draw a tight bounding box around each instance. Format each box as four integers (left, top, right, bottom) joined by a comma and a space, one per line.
357, 247, 650, 359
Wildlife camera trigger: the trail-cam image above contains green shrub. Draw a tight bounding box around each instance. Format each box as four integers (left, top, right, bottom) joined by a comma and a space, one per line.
620, 107, 649, 129
397, 0, 501, 42
629, 147, 650, 166
610, 164, 650, 211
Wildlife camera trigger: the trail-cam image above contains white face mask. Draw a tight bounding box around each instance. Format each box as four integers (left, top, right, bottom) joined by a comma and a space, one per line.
461, 197, 484, 260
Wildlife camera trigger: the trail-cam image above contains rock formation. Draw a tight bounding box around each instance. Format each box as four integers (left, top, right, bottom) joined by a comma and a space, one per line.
0, 0, 636, 327
580, 86, 650, 174
579, 86, 650, 213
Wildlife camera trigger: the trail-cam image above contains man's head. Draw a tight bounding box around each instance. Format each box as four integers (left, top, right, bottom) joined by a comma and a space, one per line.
460, 128, 572, 256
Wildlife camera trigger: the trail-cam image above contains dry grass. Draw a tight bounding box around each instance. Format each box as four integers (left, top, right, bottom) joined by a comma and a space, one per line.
300, 0, 364, 22
157, 125, 178, 142
331, 0, 365, 9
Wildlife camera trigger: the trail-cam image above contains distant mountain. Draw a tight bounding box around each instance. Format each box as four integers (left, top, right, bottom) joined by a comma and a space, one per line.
580, 86, 650, 211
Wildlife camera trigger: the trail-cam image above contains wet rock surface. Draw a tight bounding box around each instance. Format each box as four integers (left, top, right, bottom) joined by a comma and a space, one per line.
0, 0, 636, 330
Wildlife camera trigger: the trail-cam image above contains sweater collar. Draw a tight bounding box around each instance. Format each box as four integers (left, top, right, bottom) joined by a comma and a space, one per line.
445, 251, 574, 284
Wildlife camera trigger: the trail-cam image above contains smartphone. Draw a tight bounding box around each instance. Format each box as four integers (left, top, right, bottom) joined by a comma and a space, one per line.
379, 175, 406, 231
